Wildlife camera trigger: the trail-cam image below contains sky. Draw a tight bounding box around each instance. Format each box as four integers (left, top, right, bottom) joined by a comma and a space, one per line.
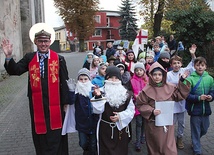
44, 0, 142, 28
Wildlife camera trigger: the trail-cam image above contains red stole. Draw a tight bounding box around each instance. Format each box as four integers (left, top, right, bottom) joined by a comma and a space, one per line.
29, 50, 62, 134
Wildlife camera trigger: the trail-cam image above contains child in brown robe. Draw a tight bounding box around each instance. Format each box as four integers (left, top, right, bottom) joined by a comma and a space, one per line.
136, 62, 190, 155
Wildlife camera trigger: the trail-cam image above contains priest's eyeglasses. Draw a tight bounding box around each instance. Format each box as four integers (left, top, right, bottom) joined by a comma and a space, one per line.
37, 39, 50, 44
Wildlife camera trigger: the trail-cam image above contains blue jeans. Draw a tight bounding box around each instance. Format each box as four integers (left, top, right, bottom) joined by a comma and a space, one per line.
135, 115, 145, 147
190, 116, 210, 154
173, 112, 185, 138
78, 131, 97, 155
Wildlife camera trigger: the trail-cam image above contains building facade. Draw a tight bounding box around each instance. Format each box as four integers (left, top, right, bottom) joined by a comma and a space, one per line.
67, 10, 121, 51
54, 26, 70, 51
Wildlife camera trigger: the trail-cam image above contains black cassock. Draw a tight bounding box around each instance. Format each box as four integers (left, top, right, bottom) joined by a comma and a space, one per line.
4, 51, 69, 155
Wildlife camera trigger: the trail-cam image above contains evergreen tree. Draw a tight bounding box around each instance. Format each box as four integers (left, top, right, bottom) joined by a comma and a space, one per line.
119, 0, 138, 41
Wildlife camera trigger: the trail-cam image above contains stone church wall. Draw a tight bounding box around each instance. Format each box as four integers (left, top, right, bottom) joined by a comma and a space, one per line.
0, 0, 22, 74
0, 0, 44, 80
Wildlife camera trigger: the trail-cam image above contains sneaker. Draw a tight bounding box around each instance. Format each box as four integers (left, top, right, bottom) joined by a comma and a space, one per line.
177, 137, 184, 149
135, 146, 141, 152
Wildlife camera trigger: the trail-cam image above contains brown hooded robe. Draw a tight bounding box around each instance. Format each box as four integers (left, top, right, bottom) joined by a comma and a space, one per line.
136, 62, 190, 155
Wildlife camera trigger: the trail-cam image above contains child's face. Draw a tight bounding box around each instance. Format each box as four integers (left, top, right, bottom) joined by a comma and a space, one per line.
78, 75, 89, 83
107, 42, 112, 48
152, 71, 163, 84
127, 53, 134, 61
88, 55, 93, 59
93, 58, 100, 66
119, 67, 125, 75
150, 40, 154, 45
146, 56, 154, 63
194, 62, 206, 75
107, 76, 120, 82
161, 57, 170, 63
135, 68, 145, 77
119, 50, 123, 54
155, 38, 161, 44
99, 66, 107, 76
171, 60, 182, 72
108, 60, 114, 66
154, 46, 160, 52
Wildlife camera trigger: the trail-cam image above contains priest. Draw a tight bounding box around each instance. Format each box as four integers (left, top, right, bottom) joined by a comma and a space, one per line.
1, 23, 69, 155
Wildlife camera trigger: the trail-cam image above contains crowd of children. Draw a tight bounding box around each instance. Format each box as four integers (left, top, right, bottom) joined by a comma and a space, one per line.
63, 37, 214, 155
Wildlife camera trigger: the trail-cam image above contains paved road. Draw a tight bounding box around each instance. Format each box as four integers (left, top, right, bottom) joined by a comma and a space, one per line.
0, 52, 214, 155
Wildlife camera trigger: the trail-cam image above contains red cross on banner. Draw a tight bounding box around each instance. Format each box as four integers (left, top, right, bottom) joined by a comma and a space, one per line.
136, 30, 148, 44
132, 29, 148, 59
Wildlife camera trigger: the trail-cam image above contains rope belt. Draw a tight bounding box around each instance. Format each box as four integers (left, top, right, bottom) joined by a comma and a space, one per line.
101, 119, 116, 139
126, 124, 131, 138
101, 119, 130, 139
163, 126, 168, 133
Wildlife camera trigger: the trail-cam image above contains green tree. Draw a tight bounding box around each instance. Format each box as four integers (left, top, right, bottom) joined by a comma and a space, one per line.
165, 0, 214, 66
54, 0, 99, 52
139, 0, 165, 37
139, 0, 195, 37
119, 0, 138, 41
